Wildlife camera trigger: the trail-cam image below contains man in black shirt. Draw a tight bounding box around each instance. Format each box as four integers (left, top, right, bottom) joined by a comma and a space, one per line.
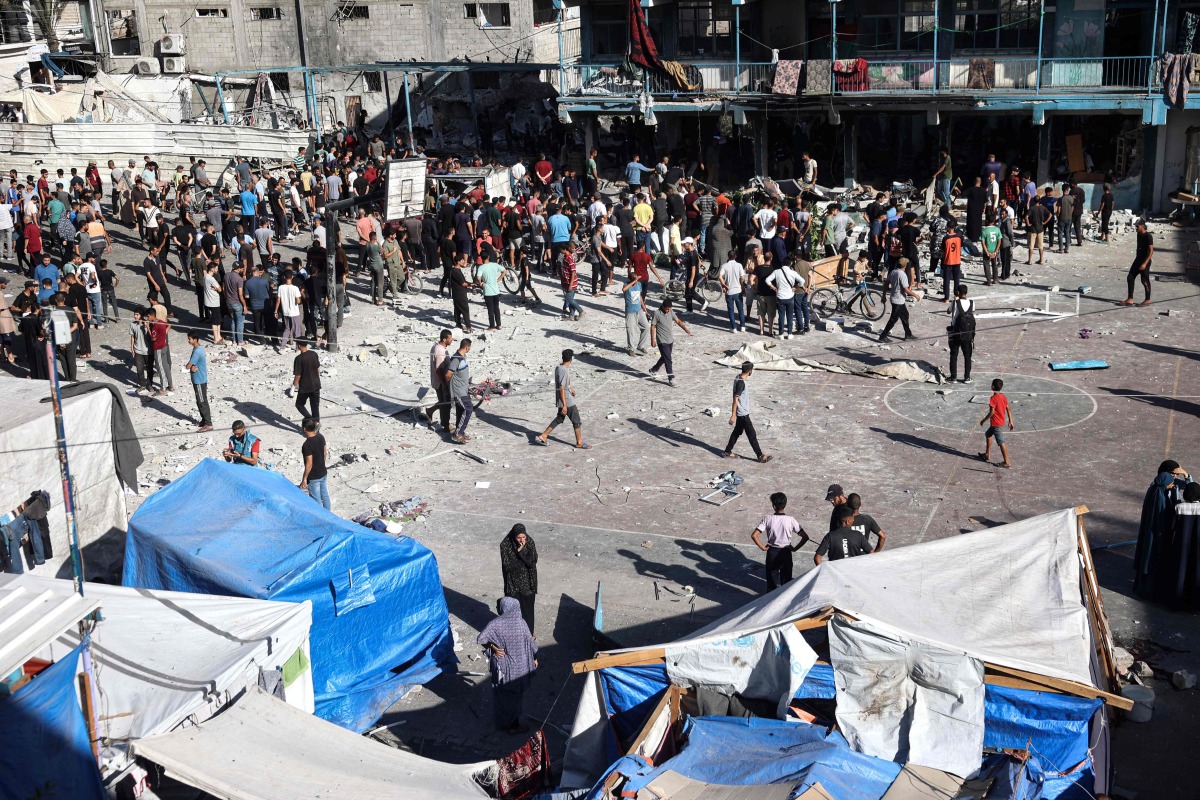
291, 339, 321, 422
825, 483, 847, 531
1120, 221, 1153, 307
845, 493, 887, 552
815, 506, 871, 564
299, 418, 331, 510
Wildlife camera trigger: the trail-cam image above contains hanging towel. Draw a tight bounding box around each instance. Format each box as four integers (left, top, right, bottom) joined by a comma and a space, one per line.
1162, 52, 1196, 107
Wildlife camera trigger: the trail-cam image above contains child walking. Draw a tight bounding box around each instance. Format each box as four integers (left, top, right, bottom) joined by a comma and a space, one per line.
979, 377, 1014, 468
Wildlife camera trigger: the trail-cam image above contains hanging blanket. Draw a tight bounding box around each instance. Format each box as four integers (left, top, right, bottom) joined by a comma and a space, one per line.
805, 60, 832, 95
833, 58, 870, 91
967, 58, 996, 90
496, 728, 551, 800
773, 60, 804, 95
1162, 52, 1196, 108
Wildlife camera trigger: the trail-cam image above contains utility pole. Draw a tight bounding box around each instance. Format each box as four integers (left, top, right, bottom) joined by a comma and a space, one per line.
322, 187, 385, 353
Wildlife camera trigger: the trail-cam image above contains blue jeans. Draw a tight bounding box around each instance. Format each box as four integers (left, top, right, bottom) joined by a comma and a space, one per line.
937, 179, 951, 206
563, 289, 583, 316
794, 293, 811, 331
698, 222, 710, 256
725, 293, 745, 330
87, 292, 101, 324
776, 297, 795, 334
227, 305, 245, 344
306, 477, 331, 510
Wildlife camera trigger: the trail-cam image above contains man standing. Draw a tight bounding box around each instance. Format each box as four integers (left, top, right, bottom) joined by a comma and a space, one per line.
1120, 221, 1153, 307
299, 418, 330, 510
224, 262, 247, 346
722, 361, 772, 462
879, 258, 918, 342
933, 147, 953, 207
750, 492, 809, 591
649, 298, 691, 386
980, 212, 1002, 285
947, 285, 976, 384
444, 337, 473, 444
534, 349, 588, 449
845, 493, 887, 552
1026, 196, 1048, 265
940, 220, 964, 302
625, 155, 653, 191
145, 306, 174, 395
621, 269, 650, 357
185, 331, 213, 431
814, 507, 872, 564
291, 338, 321, 422
800, 152, 818, 190
1056, 182, 1074, 254
718, 250, 746, 331
275, 269, 303, 351
426, 329, 453, 431
979, 377, 1014, 468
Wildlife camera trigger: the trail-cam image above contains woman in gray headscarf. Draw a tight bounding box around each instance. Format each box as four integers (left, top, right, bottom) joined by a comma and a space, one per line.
477, 596, 538, 734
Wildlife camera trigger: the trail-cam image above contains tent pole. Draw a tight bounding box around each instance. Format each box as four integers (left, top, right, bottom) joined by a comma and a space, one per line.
44, 321, 85, 598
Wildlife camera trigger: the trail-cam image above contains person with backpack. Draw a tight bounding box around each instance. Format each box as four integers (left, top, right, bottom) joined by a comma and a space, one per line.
947, 285, 976, 383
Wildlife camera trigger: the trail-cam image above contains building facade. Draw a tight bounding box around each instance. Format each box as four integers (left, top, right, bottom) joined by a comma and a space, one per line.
555, 0, 1196, 212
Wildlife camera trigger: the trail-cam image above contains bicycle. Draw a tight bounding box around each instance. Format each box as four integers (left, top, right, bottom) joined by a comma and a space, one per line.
699, 262, 724, 304
404, 263, 423, 295
810, 274, 886, 321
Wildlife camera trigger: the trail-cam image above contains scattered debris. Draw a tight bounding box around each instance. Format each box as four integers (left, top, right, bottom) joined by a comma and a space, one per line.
1078, 329, 1093, 339
475, 481, 491, 489
1172, 669, 1197, 690
1049, 360, 1109, 371
1131, 660, 1155, 679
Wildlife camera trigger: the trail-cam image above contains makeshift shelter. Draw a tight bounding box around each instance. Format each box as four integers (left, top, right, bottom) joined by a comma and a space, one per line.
0, 378, 141, 581
563, 508, 1124, 799
0, 573, 313, 784
132, 688, 495, 799
123, 458, 456, 732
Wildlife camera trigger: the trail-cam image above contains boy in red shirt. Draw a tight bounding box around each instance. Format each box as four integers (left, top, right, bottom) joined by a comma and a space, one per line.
978, 378, 1014, 468
146, 307, 175, 395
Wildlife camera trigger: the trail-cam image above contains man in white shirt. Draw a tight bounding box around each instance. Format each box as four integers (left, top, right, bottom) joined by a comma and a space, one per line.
754, 200, 778, 241
0, 198, 13, 259
717, 251, 746, 331
766, 260, 804, 339
587, 195, 607, 229
801, 153, 818, 189
274, 268, 304, 351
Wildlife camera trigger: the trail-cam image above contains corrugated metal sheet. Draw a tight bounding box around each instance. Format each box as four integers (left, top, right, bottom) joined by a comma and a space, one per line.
0, 122, 309, 165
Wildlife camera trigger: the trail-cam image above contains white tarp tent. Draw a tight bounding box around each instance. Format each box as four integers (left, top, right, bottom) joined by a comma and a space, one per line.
0, 379, 133, 580
564, 508, 1114, 787
133, 687, 494, 799
0, 574, 313, 777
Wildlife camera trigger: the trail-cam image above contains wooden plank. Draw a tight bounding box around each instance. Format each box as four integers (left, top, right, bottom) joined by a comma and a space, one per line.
573, 609, 836, 674
983, 673, 1065, 694
1074, 505, 1089, 515
985, 663, 1133, 711
1065, 134, 1086, 173
624, 685, 675, 759
1077, 516, 1121, 693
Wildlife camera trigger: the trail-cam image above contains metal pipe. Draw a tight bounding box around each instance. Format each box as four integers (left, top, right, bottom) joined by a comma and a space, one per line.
324, 207, 339, 353
403, 72, 415, 151
1035, 0, 1045, 95
735, 4, 741, 92
383, 70, 394, 139
43, 321, 84, 597
293, 0, 310, 128
831, 0, 838, 96
557, 2, 565, 95
215, 75, 230, 124
1148, 0, 1161, 94
932, 0, 939, 93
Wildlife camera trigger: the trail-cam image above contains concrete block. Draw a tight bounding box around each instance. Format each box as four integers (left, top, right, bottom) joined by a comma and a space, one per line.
1172, 669, 1196, 690
1112, 646, 1135, 675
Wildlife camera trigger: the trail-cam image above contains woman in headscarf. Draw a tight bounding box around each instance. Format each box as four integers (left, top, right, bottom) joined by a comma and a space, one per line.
1133, 459, 1192, 600
500, 524, 538, 633
477, 596, 538, 734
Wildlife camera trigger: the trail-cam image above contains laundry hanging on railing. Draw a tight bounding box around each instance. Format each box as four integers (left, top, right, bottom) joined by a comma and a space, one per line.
1162, 52, 1196, 107
628, 0, 662, 71
772, 60, 805, 95
833, 58, 870, 91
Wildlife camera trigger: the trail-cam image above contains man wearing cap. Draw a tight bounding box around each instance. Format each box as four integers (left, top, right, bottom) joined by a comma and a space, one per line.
814, 506, 872, 564
825, 484, 847, 530
223, 420, 260, 466
723, 361, 772, 463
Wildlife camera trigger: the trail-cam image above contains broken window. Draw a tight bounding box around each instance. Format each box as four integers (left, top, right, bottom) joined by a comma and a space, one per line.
363, 71, 382, 92
677, 1, 732, 57
1, 7, 34, 45
250, 6, 283, 20
336, 4, 369, 19
270, 72, 290, 92
106, 8, 140, 54
466, 2, 510, 28
195, 7, 229, 17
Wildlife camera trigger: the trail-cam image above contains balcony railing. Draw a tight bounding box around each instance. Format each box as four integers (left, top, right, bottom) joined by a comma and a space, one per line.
557, 55, 1157, 99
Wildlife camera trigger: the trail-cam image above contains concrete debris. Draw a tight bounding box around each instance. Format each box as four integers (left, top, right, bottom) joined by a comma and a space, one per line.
1172, 669, 1197, 690
606, 413, 619, 419
717, 341, 942, 383
641, 540, 654, 548
1131, 660, 1155, 679
356, 349, 370, 362
703, 407, 720, 417
240, 344, 264, 358
1112, 646, 1135, 675
376, 344, 389, 358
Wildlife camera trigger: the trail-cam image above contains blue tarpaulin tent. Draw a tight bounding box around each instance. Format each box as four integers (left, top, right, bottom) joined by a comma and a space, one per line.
0, 643, 107, 800
122, 459, 455, 732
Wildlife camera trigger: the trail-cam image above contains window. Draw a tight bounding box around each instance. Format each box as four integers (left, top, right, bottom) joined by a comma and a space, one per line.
363, 71, 382, 92
195, 7, 228, 17
336, 4, 369, 19
104, 8, 140, 54
858, 0, 934, 53
270, 73, 290, 91
954, 0, 1038, 51
589, 3, 627, 58
250, 6, 283, 19
677, 1, 732, 58
466, 2, 510, 28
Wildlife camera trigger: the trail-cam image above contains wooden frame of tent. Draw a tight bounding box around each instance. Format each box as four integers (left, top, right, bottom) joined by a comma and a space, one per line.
571, 506, 1133, 712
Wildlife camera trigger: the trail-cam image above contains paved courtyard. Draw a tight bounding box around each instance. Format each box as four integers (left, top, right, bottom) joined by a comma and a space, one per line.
7, 210, 1197, 793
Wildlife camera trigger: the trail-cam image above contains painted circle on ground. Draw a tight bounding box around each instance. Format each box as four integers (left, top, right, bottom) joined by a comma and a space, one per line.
883, 373, 1097, 434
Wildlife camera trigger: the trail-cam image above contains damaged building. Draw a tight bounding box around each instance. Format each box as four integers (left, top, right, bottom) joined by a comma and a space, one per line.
552, 0, 1196, 213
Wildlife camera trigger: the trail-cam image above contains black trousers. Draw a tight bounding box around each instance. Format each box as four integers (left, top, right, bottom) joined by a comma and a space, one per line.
765, 546, 793, 591
296, 390, 320, 421
514, 592, 535, 633
650, 341, 674, 380
949, 336, 974, 380
881, 304, 912, 338
492, 674, 530, 731
422, 238, 439, 272
429, 384, 451, 429
452, 291, 471, 329
193, 382, 213, 426
484, 294, 501, 328
1127, 261, 1151, 300
724, 414, 763, 458
941, 265, 962, 301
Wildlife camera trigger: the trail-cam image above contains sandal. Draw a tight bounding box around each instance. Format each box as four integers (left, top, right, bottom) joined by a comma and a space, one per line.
576, 443, 591, 450
977, 452, 988, 462
532, 438, 548, 446
997, 462, 1011, 469
757, 454, 773, 463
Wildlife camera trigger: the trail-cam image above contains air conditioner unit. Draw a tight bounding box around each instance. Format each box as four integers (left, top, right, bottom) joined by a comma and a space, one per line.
134, 58, 160, 75
159, 33, 185, 54
162, 55, 187, 73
